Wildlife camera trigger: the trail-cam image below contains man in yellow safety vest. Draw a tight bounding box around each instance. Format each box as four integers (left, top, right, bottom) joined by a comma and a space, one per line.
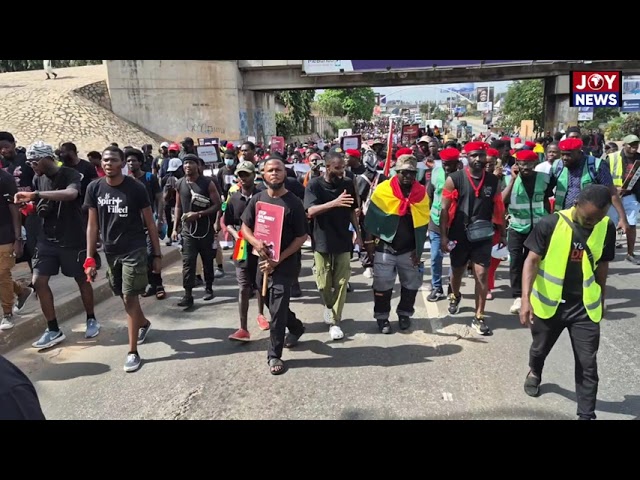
519, 184, 616, 420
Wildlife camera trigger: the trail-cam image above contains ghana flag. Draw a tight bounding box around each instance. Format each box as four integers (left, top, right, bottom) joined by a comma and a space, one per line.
364, 176, 431, 257
233, 232, 248, 261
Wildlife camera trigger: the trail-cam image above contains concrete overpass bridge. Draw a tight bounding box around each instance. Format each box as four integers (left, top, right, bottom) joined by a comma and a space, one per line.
105, 60, 640, 145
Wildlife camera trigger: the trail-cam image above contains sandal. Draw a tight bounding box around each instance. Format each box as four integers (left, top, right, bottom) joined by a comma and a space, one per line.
268, 358, 286, 375
156, 287, 166, 300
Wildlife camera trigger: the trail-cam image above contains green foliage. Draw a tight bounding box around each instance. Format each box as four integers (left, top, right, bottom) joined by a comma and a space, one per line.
419, 102, 449, 122
620, 113, 640, 138
606, 115, 626, 141
274, 90, 315, 137
499, 80, 544, 132
325, 118, 351, 138
316, 88, 376, 121
581, 107, 619, 130
0, 60, 102, 73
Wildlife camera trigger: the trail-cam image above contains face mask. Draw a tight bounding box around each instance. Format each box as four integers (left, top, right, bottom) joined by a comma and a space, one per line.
225, 159, 235, 167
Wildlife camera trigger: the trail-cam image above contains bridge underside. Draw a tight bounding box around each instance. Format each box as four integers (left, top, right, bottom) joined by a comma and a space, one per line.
241, 61, 637, 90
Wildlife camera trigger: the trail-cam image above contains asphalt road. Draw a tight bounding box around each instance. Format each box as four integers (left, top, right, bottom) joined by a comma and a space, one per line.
7, 247, 640, 420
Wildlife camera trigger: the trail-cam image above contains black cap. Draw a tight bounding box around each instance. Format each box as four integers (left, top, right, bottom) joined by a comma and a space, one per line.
182, 137, 195, 145
182, 153, 200, 163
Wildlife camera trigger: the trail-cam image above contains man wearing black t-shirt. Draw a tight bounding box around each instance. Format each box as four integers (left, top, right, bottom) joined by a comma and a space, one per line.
14, 142, 99, 349
172, 154, 222, 308
241, 159, 308, 375
520, 185, 615, 420
85, 146, 162, 373
304, 152, 361, 341
224, 161, 269, 341
0, 355, 46, 420
59, 142, 101, 269
126, 148, 166, 300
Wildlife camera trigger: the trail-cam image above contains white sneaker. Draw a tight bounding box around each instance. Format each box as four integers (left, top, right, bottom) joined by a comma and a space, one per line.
323, 307, 334, 325
329, 325, 344, 341
510, 297, 522, 314
363, 267, 373, 279
1, 314, 15, 330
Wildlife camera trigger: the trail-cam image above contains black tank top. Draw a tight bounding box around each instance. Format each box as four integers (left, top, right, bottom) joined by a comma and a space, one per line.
449, 169, 499, 239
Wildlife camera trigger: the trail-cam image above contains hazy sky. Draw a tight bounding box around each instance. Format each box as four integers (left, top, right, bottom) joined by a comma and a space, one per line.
373, 81, 512, 102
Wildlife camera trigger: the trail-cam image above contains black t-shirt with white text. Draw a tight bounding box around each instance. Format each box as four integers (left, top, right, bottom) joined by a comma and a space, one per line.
84, 176, 150, 255
241, 190, 307, 276
524, 213, 615, 300
37, 166, 84, 248
304, 176, 357, 254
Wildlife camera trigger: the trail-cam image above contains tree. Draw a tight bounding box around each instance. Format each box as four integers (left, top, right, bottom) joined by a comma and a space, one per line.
274, 90, 315, 138
581, 107, 620, 130
316, 88, 376, 122
620, 113, 640, 138
499, 80, 544, 132
419, 102, 449, 123
0, 60, 102, 73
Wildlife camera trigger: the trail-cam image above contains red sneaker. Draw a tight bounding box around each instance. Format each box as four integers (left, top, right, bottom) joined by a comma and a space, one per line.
228, 328, 250, 342
257, 314, 270, 331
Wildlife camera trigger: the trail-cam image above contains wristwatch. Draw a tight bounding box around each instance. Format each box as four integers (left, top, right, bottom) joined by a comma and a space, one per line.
34, 190, 40, 200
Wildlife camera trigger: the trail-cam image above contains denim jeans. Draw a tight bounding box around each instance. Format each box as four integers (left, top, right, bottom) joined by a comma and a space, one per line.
429, 230, 443, 289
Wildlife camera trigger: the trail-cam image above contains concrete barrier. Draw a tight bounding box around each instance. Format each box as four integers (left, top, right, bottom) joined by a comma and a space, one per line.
0, 247, 182, 355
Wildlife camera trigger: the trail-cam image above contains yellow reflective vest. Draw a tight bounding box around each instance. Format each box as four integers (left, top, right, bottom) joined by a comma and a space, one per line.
530, 207, 607, 323
608, 151, 625, 187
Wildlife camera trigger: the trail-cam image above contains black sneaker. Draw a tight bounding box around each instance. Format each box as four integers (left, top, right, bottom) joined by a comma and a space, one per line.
377, 319, 392, 334
427, 287, 445, 302
398, 315, 411, 330
203, 289, 214, 301
177, 296, 194, 308
448, 293, 461, 315
471, 315, 491, 335
524, 372, 541, 397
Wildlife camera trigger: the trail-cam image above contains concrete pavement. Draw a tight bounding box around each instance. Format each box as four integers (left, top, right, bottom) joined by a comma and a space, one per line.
6, 247, 640, 420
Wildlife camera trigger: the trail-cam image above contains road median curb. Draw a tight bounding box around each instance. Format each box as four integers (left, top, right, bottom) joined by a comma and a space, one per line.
0, 247, 182, 355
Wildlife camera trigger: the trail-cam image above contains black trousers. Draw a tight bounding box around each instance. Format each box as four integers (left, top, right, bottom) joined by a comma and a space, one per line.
508, 229, 530, 298
181, 231, 215, 290
260, 269, 304, 361
165, 204, 174, 240
292, 250, 302, 289
529, 301, 600, 419
146, 231, 163, 288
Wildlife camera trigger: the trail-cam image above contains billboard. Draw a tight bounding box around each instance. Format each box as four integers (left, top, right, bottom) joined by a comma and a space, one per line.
622, 75, 640, 113
302, 60, 559, 75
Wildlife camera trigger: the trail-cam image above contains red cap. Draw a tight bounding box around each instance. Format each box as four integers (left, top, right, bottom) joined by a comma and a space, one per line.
486, 148, 500, 157
525, 141, 536, 148
514, 137, 521, 143
558, 138, 583, 151
515, 150, 539, 162
439, 147, 460, 161
396, 148, 413, 157
501, 136, 511, 141
345, 149, 361, 158
226, 143, 234, 150
168, 143, 180, 152
463, 141, 489, 153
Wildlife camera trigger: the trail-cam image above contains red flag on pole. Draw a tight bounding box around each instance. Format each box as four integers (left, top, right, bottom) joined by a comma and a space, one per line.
383, 117, 394, 176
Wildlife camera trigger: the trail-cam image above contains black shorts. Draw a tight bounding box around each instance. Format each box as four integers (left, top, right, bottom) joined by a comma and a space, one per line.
235, 251, 258, 290
32, 240, 86, 279
449, 237, 493, 269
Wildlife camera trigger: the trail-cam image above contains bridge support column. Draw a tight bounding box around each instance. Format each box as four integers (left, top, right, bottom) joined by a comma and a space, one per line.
543, 76, 578, 133
105, 60, 277, 145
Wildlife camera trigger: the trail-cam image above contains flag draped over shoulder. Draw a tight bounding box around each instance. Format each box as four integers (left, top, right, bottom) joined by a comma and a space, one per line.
364, 176, 430, 257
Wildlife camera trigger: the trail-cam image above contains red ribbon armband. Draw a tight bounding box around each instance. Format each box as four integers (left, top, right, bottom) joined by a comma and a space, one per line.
83, 257, 97, 270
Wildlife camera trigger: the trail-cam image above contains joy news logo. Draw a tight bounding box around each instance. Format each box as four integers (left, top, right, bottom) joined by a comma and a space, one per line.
570, 71, 622, 108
